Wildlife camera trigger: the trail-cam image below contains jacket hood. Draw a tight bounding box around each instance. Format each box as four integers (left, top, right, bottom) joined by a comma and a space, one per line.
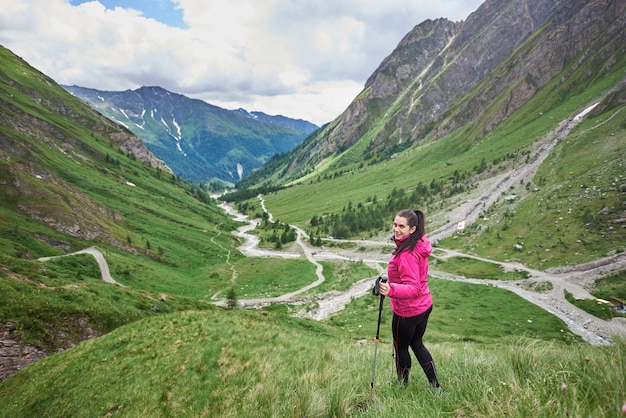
416, 236, 432, 258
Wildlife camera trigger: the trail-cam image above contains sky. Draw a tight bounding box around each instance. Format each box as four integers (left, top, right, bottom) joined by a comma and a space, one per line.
1, 1, 484, 126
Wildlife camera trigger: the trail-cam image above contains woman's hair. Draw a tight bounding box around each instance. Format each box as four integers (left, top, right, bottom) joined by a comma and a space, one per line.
392, 209, 425, 256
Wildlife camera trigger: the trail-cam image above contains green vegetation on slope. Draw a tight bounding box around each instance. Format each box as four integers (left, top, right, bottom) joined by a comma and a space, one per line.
326, 277, 581, 345
439, 101, 626, 268
0, 45, 344, 358
1, 307, 623, 418
0, 254, 214, 351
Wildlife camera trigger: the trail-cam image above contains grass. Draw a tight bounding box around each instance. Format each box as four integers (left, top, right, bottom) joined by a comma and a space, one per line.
311, 260, 380, 292
565, 291, 625, 322
0, 307, 623, 418
327, 277, 581, 345
592, 271, 626, 301
0, 254, 213, 351
430, 255, 530, 281
222, 257, 317, 299
565, 270, 626, 321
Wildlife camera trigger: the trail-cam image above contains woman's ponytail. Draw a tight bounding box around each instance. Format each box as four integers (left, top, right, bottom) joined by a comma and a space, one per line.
413, 209, 425, 240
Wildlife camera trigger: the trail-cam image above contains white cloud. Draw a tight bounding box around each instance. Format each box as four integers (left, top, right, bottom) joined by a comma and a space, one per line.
1, 0, 484, 125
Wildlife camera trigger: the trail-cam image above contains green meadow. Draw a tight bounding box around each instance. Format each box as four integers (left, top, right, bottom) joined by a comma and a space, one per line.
1, 303, 624, 418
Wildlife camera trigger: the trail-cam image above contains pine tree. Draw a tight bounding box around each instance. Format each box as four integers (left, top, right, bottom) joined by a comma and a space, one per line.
226, 287, 238, 310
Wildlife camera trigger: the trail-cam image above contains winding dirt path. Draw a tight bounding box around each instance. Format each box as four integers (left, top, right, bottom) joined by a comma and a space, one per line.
429, 102, 601, 243
219, 197, 626, 345
429, 248, 626, 346
217, 201, 325, 307
36, 200, 625, 346
38, 247, 123, 286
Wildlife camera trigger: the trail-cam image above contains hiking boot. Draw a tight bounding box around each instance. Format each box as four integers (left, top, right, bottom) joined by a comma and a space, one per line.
430, 385, 446, 396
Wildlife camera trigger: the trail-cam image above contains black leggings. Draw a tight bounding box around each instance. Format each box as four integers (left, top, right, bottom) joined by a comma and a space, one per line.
392, 305, 434, 374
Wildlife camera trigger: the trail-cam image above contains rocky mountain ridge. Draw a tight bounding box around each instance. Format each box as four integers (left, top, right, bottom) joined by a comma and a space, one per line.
241, 0, 625, 186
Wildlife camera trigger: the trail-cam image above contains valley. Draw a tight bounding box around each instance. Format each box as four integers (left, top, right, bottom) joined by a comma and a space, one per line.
225, 196, 626, 346
218, 96, 626, 345
46, 195, 625, 347
1, 2, 625, 414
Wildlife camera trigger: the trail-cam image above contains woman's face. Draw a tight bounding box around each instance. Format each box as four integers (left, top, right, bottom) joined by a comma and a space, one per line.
392, 215, 416, 241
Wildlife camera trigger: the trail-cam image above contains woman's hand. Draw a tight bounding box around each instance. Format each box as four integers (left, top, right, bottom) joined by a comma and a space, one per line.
378, 281, 390, 297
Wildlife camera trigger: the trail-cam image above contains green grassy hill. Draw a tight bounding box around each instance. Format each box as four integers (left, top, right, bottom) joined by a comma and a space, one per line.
1, 305, 624, 417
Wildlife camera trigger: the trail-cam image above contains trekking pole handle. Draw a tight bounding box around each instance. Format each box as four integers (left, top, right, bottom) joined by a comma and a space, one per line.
372, 274, 388, 296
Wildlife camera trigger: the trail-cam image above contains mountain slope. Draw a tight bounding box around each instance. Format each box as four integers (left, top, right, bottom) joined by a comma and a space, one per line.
239, 0, 625, 188
0, 44, 244, 373
0, 43, 240, 265
1, 307, 624, 417
63, 85, 318, 184
1, 2, 626, 415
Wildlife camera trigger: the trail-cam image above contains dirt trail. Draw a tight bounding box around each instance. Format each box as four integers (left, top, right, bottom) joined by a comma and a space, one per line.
430, 248, 626, 345
429, 102, 600, 243
38, 247, 123, 286
217, 201, 325, 307
219, 197, 626, 345
36, 198, 625, 346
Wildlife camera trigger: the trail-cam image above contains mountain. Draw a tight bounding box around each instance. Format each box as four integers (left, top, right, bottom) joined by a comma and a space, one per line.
238, 0, 625, 188
229, 0, 625, 270
62, 85, 318, 185
232, 107, 320, 133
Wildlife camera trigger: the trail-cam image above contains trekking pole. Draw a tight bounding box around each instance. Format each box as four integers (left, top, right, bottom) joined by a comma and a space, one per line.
369, 275, 387, 399
370, 293, 385, 391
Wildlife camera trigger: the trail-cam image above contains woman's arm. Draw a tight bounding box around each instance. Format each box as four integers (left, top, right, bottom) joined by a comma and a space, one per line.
386, 253, 421, 299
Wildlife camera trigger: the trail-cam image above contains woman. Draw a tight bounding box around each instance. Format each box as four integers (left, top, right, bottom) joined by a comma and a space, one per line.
378, 209, 443, 391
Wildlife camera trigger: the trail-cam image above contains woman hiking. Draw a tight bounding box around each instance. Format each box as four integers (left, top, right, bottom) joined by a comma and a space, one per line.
378, 209, 444, 392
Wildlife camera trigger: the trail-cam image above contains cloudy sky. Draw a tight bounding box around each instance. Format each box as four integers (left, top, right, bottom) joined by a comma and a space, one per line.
1, 0, 484, 125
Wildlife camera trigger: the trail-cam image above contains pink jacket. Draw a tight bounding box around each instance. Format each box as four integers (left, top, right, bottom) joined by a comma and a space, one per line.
386, 235, 433, 317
